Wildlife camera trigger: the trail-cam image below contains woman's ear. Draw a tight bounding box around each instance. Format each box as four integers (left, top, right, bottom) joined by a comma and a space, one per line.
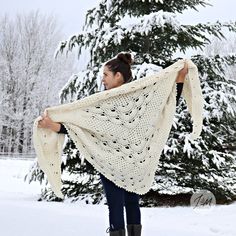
114, 71, 121, 79
115, 72, 124, 83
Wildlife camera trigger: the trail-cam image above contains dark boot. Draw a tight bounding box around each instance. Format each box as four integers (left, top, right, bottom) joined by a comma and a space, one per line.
109, 229, 126, 236
126, 224, 142, 236
106, 227, 126, 236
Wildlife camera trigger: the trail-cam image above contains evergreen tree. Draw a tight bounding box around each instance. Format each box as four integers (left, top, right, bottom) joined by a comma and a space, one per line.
28, 0, 236, 205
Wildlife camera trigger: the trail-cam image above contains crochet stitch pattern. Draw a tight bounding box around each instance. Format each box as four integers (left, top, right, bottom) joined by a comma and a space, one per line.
33, 59, 204, 199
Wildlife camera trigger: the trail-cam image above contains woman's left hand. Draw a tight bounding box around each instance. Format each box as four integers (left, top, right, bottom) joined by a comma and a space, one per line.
38, 110, 53, 129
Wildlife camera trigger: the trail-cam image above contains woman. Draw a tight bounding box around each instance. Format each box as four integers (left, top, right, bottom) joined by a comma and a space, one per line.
38, 52, 188, 236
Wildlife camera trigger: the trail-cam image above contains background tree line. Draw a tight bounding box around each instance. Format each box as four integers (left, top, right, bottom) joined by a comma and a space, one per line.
0, 11, 76, 155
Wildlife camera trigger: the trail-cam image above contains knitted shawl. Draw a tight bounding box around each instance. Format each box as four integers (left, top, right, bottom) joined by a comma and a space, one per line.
33, 59, 204, 199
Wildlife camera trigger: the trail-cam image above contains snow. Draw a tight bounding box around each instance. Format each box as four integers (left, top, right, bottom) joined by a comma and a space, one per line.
58, 8, 181, 57
117, 10, 180, 32
0, 158, 236, 236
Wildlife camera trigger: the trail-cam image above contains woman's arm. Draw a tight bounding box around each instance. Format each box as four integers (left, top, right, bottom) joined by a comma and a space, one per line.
49, 122, 62, 132
175, 60, 187, 105
57, 123, 68, 134
38, 110, 67, 133
176, 60, 188, 83
176, 82, 184, 106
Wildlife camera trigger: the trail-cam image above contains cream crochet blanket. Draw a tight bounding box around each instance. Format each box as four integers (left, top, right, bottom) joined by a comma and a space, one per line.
33, 59, 204, 199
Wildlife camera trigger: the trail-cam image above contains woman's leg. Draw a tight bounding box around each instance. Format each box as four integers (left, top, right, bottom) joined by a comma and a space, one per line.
124, 190, 141, 225
100, 173, 125, 231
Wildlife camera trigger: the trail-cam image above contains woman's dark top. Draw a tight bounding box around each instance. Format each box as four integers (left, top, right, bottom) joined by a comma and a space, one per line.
57, 82, 184, 134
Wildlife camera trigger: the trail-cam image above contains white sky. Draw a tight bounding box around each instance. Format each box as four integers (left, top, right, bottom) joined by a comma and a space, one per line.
0, 0, 235, 38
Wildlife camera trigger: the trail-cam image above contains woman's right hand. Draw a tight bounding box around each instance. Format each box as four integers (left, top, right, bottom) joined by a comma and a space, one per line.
176, 60, 188, 83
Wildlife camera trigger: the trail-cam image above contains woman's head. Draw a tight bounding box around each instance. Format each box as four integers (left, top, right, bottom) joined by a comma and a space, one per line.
102, 52, 133, 90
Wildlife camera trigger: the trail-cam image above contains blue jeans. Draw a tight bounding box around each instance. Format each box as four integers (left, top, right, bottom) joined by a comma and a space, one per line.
100, 173, 141, 231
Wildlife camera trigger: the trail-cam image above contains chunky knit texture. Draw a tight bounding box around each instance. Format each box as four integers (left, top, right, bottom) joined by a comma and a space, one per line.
33, 59, 204, 199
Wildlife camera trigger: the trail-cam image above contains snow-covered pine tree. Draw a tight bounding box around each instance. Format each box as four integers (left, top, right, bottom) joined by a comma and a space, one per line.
28, 0, 236, 205
154, 54, 236, 206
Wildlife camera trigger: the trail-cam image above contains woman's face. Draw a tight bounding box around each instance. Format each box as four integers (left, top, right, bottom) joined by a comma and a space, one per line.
102, 65, 124, 90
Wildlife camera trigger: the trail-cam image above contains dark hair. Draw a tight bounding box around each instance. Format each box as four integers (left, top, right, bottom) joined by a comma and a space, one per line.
105, 52, 133, 83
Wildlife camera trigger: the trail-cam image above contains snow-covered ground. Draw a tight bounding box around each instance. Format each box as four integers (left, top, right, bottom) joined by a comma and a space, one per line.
0, 158, 235, 236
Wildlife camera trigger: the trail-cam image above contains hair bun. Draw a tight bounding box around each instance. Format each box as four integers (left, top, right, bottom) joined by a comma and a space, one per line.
117, 52, 133, 66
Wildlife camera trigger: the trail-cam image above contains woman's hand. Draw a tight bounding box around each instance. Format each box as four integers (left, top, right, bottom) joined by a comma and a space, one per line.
176, 60, 188, 83
38, 110, 53, 129
38, 110, 61, 132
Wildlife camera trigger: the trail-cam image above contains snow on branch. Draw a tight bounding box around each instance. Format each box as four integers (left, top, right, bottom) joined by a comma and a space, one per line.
117, 10, 180, 33
55, 10, 180, 56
